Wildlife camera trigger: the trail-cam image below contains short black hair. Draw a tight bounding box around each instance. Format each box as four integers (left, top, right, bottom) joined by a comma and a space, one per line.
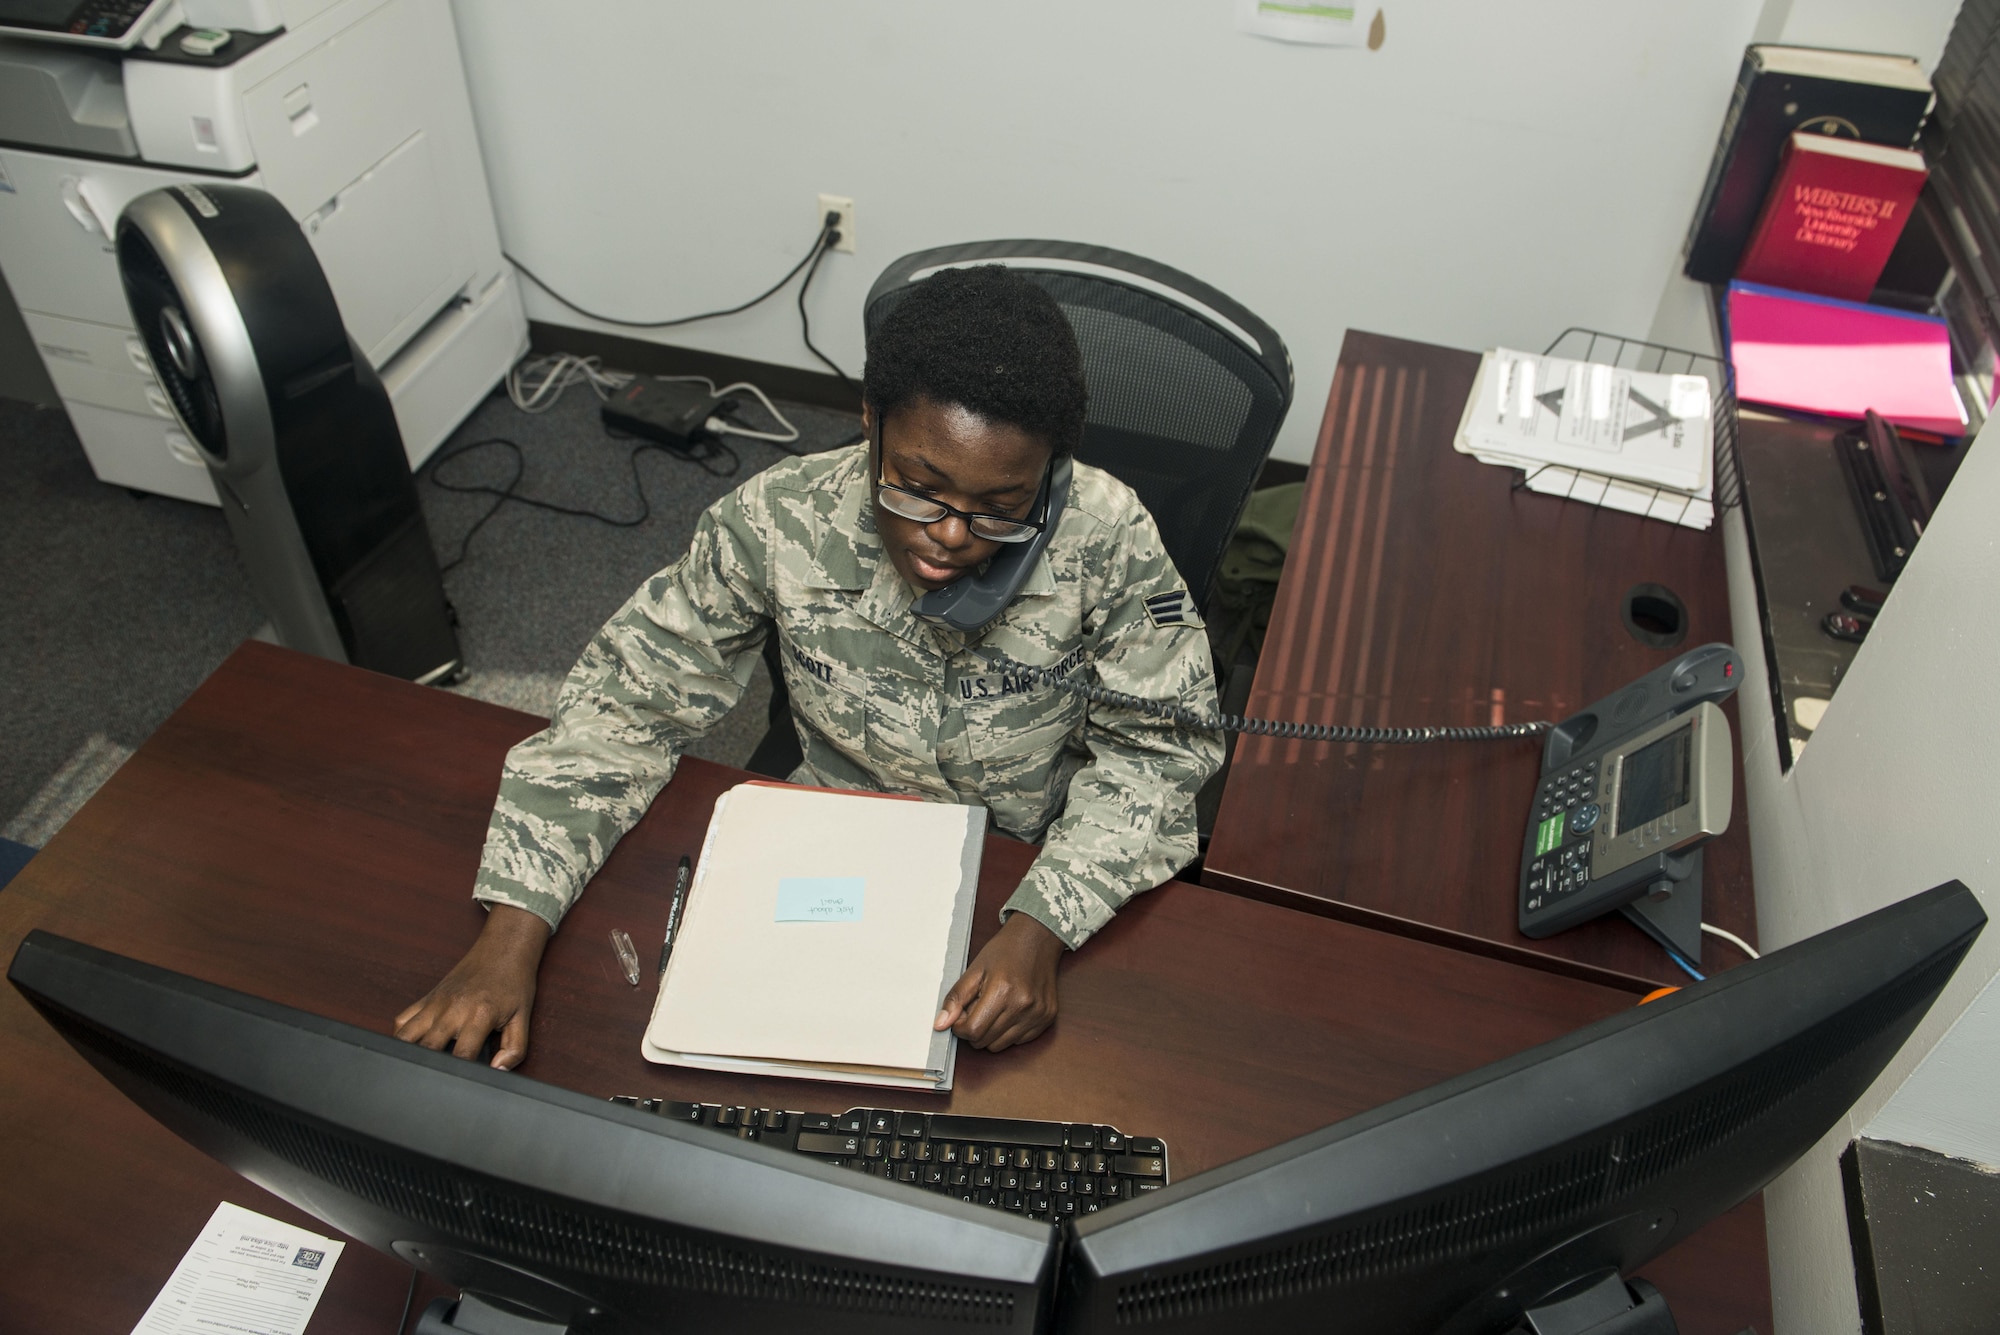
863, 265, 1088, 455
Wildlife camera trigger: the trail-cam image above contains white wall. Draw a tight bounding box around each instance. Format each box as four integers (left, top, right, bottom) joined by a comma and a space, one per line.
1758, 0, 1960, 70
1868, 970, 2000, 1168
452, 0, 1779, 462
1732, 399, 2000, 1335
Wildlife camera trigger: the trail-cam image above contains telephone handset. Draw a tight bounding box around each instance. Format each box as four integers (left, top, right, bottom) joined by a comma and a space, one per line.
1517, 643, 1743, 959
910, 454, 1072, 636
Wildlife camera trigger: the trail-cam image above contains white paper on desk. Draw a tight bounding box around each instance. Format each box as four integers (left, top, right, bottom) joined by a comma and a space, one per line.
134, 1201, 343, 1335
1235, 0, 1372, 46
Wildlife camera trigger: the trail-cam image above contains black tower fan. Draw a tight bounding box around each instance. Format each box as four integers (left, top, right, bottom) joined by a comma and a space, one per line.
117, 184, 462, 684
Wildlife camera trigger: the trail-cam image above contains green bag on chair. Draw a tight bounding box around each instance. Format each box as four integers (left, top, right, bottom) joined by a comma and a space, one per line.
1208, 481, 1303, 671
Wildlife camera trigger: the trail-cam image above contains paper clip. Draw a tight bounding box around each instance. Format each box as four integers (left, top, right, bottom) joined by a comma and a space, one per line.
610, 929, 641, 987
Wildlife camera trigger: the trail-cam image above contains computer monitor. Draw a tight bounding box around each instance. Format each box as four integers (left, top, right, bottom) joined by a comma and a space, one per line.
6, 930, 1057, 1335
1056, 880, 1985, 1335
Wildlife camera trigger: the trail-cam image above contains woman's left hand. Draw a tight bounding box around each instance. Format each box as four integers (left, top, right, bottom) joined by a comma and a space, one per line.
934, 913, 1065, 1051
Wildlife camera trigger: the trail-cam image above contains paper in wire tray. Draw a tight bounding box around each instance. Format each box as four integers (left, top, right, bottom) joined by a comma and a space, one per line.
1453, 341, 1722, 530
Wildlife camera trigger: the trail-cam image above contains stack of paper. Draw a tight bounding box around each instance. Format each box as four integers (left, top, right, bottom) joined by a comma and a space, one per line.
1454, 348, 1717, 530
643, 782, 985, 1091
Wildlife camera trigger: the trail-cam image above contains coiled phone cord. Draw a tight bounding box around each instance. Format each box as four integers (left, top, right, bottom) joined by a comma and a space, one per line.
1003, 659, 1553, 745
1013, 657, 1734, 979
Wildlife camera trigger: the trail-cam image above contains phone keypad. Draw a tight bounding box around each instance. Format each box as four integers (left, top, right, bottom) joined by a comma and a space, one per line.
1524, 844, 1593, 912
1534, 758, 1597, 820
1525, 760, 1599, 915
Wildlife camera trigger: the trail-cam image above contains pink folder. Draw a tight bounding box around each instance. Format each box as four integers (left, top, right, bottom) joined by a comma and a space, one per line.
1726, 282, 1967, 436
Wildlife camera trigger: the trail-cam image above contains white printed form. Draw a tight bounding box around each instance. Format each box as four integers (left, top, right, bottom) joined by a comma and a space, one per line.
134, 1201, 344, 1335
1472, 350, 1711, 494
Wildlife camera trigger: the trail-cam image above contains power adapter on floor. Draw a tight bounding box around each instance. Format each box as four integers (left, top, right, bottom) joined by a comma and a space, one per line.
601, 380, 731, 452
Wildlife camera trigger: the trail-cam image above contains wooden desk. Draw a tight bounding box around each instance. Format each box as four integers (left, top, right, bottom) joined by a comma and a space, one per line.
1204, 330, 1760, 993
0, 642, 1768, 1334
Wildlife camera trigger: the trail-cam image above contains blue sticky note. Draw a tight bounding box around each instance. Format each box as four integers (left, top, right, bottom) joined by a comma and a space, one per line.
775, 877, 865, 922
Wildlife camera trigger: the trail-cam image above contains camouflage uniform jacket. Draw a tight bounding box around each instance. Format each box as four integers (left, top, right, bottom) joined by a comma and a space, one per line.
473, 443, 1224, 949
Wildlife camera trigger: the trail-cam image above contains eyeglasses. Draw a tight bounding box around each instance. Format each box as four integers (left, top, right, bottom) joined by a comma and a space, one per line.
874, 437, 1051, 544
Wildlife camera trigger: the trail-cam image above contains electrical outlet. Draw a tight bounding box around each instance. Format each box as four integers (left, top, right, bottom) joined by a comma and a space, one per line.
817, 194, 856, 254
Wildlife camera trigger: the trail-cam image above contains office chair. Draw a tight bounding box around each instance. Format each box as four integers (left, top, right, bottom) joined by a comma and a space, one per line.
746, 239, 1294, 780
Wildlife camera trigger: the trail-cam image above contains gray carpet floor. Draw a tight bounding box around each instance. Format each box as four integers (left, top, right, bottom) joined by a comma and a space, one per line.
0, 380, 862, 845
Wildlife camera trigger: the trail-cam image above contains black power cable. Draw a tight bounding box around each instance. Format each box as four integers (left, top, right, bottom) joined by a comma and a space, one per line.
506, 214, 856, 389
427, 433, 739, 575
796, 233, 855, 387
504, 216, 839, 330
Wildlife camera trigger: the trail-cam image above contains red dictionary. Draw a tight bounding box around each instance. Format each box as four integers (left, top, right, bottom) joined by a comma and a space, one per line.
1734, 132, 1927, 301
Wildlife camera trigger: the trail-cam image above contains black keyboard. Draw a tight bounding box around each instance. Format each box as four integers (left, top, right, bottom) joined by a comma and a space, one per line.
610, 1098, 1168, 1221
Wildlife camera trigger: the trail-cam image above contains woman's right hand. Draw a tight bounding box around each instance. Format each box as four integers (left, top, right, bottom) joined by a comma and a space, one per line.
394, 903, 551, 1069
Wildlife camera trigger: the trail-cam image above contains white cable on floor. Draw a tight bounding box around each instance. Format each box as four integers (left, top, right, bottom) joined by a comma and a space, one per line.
506, 353, 633, 413
506, 355, 804, 448
655, 374, 802, 445
1700, 922, 1760, 959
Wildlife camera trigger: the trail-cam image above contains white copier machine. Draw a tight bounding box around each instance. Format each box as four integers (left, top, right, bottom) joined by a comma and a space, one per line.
0, 0, 526, 503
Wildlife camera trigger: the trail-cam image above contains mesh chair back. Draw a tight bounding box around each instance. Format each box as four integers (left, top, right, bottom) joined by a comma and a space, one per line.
864, 241, 1293, 606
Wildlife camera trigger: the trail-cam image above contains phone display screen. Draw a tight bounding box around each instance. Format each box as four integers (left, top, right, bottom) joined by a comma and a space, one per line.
1618, 723, 1693, 832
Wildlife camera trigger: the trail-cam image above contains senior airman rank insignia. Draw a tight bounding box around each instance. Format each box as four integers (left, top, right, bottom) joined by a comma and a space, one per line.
1144, 589, 1192, 627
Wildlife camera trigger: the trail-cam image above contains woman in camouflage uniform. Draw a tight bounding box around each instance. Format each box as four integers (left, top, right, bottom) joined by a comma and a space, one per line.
396, 266, 1223, 1069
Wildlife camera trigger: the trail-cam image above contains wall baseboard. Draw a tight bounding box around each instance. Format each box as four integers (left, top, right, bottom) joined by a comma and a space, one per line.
528, 322, 862, 415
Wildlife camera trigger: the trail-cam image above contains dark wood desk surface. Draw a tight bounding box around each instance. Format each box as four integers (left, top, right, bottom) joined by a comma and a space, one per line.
0, 642, 1768, 1334
1204, 329, 1760, 993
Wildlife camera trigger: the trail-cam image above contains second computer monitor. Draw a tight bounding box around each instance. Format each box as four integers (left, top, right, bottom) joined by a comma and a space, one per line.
1057, 881, 1984, 1335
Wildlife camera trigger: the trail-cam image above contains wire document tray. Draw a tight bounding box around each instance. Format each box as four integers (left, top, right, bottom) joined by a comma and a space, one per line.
1517, 328, 1742, 522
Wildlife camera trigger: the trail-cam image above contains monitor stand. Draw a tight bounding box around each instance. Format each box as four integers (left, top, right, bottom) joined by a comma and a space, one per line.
415, 1294, 567, 1335
1518, 1272, 1677, 1334
1619, 848, 1704, 968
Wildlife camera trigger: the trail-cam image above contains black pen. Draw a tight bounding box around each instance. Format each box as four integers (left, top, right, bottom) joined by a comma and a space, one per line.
659, 855, 692, 977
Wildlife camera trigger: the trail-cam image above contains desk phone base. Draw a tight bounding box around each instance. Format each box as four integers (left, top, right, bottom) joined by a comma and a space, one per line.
1519, 644, 1741, 943
611, 1098, 1167, 1221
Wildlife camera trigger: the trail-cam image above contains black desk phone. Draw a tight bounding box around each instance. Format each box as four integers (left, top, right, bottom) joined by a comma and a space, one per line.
1518, 643, 1743, 962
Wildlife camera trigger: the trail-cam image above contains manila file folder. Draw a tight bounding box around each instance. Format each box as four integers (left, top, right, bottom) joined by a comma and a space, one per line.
642, 782, 986, 1091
